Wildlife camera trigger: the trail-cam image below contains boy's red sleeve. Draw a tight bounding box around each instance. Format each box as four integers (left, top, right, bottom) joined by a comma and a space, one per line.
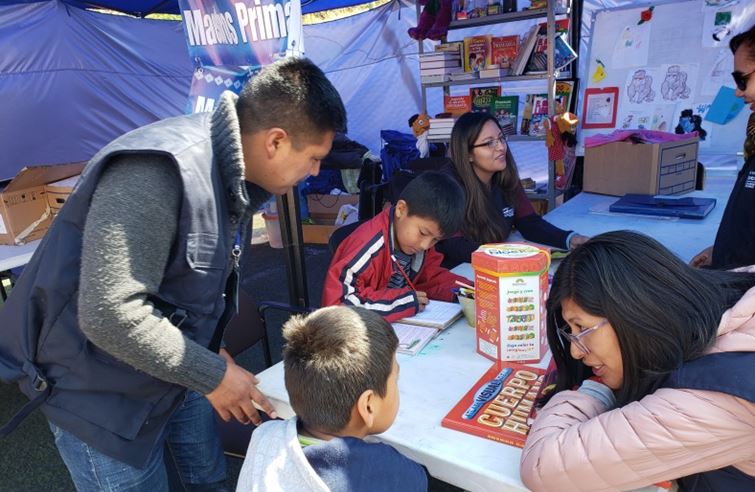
322, 233, 419, 322
413, 247, 469, 302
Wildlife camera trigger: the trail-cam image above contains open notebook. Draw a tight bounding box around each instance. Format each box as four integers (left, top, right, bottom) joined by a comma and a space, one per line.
393, 300, 463, 356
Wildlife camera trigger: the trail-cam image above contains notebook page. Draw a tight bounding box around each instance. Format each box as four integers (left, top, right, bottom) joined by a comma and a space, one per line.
393, 323, 438, 356
397, 300, 463, 330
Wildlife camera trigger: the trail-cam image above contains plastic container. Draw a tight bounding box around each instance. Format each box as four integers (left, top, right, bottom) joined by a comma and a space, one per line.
457, 295, 476, 328
262, 213, 283, 249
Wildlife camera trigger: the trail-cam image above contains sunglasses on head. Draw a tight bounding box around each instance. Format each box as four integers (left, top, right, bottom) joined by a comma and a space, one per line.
732, 69, 755, 91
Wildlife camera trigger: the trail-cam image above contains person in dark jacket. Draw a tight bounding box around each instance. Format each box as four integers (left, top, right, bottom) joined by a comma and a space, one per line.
691, 24, 755, 270
436, 112, 588, 268
0, 58, 347, 490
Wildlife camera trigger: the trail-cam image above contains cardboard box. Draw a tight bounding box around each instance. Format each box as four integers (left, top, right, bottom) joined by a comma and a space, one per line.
472, 243, 550, 364
302, 223, 337, 245
583, 137, 699, 196
0, 162, 84, 245
306, 193, 359, 224
45, 175, 79, 217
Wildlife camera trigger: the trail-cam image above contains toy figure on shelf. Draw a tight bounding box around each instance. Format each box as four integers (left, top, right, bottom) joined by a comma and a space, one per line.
410, 112, 431, 157
408, 0, 453, 41
544, 112, 578, 190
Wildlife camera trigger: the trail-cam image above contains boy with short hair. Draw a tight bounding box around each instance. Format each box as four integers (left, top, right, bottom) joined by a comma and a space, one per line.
236, 306, 427, 492
322, 171, 468, 322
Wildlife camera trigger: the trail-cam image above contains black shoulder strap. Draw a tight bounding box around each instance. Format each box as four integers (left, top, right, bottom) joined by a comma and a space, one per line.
665, 352, 755, 404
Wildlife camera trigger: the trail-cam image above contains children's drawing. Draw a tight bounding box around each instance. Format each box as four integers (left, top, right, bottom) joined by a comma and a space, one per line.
703, 8, 739, 47
626, 69, 657, 104
660, 65, 693, 101
703, 49, 734, 95
651, 105, 676, 132
612, 23, 650, 69
591, 59, 606, 84
675, 108, 709, 141
703, 0, 739, 9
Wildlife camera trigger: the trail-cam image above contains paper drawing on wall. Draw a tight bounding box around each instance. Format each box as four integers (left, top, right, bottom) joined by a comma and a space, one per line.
661, 65, 692, 101
612, 23, 650, 68
591, 59, 606, 84
703, 1, 739, 8
627, 69, 656, 104
703, 7, 740, 47
675, 109, 708, 140
703, 49, 734, 95
582, 87, 619, 129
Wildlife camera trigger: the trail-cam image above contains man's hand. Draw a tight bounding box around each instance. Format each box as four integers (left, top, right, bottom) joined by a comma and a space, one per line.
206, 352, 278, 425
690, 245, 714, 268
416, 291, 429, 312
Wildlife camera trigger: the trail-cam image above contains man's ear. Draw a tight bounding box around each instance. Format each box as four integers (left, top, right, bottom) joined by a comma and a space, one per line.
264, 128, 289, 159
355, 389, 375, 428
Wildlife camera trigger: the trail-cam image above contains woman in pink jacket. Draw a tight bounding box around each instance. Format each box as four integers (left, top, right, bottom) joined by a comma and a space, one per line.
520, 231, 755, 491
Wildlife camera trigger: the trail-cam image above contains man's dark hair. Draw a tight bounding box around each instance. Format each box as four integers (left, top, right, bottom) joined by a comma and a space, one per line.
237, 57, 347, 146
730, 23, 755, 59
398, 171, 465, 236
282, 306, 398, 433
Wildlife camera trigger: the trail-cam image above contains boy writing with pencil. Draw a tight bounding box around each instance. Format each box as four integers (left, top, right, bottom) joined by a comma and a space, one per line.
236, 306, 427, 491
322, 171, 468, 322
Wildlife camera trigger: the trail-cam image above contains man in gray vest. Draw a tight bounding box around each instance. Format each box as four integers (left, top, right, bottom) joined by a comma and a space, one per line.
0, 57, 347, 490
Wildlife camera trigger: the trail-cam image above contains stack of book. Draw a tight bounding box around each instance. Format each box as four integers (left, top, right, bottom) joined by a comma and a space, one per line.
428, 117, 456, 140
419, 51, 463, 84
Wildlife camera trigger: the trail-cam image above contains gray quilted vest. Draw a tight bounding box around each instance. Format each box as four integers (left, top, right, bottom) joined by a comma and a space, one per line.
0, 112, 245, 468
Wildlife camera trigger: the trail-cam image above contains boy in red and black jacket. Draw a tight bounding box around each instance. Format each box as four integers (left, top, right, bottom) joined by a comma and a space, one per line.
322, 171, 469, 322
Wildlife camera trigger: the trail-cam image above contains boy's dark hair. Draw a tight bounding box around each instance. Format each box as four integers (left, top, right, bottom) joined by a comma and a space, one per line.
282, 306, 398, 433
730, 23, 755, 59
398, 171, 465, 236
237, 57, 347, 147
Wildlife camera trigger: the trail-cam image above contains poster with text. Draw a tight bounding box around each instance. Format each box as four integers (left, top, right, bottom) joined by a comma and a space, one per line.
178, 0, 303, 68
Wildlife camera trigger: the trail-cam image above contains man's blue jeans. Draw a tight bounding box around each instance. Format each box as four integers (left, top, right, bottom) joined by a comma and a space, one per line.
49, 391, 227, 491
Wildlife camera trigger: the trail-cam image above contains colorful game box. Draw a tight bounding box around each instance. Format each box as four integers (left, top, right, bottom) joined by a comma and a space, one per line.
441, 361, 549, 447
471, 243, 550, 363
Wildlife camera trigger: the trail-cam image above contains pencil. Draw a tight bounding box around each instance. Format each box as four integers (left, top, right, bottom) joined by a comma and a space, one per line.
391, 255, 418, 291
454, 280, 475, 291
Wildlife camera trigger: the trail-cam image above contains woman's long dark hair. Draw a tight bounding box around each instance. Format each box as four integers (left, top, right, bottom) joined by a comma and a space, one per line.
542, 231, 755, 407
449, 112, 520, 244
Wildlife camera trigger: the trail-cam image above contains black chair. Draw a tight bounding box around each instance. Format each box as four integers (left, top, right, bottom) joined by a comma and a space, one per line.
327, 220, 363, 255
215, 291, 310, 458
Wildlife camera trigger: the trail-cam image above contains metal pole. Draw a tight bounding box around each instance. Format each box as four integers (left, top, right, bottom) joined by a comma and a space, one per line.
276, 187, 309, 309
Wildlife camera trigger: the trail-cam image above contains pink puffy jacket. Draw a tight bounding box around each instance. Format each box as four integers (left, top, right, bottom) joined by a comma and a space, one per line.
520, 286, 755, 491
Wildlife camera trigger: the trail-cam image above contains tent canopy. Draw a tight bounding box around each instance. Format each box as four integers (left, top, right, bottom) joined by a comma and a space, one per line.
0, 0, 361, 15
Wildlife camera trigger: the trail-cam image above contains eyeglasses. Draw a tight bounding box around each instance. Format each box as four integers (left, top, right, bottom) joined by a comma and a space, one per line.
732, 69, 755, 91
556, 318, 608, 355
471, 135, 506, 150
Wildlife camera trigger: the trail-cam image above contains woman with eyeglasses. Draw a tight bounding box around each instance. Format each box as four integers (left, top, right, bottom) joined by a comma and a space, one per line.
691, 24, 755, 270
520, 231, 755, 491
436, 112, 588, 268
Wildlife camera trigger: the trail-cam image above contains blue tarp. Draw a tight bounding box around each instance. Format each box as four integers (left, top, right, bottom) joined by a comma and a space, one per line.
0, 0, 368, 15
0, 0, 425, 180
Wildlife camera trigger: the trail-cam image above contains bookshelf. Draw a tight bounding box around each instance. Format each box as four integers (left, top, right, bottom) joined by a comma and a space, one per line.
417, 0, 574, 211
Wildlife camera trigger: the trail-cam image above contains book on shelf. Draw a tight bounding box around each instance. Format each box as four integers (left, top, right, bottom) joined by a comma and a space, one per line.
419, 52, 462, 63
421, 74, 449, 84
555, 80, 575, 113
396, 299, 463, 330
525, 33, 576, 74
525, 19, 570, 74
478, 67, 510, 79
449, 71, 479, 81
491, 35, 519, 70
470, 86, 501, 113
490, 95, 519, 136
463, 35, 493, 72
435, 41, 463, 55
444, 95, 471, 117
420, 67, 463, 77
528, 94, 549, 137
510, 25, 539, 76
441, 360, 552, 447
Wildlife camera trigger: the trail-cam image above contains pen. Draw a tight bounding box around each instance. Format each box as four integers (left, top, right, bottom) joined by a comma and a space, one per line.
405, 339, 420, 350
